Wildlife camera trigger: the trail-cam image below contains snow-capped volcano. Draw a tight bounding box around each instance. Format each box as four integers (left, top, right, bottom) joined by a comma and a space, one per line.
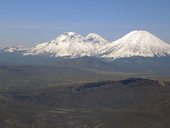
103, 31, 170, 58
24, 32, 101, 57
3, 30, 170, 59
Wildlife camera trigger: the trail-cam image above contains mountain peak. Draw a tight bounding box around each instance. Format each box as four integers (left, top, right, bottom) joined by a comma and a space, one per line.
102, 30, 170, 58
51, 32, 85, 43
3, 46, 27, 53
113, 30, 169, 46
87, 33, 101, 38
63, 32, 79, 36
130, 30, 150, 33
125, 30, 154, 38
86, 33, 108, 44
25, 32, 95, 57
60, 32, 83, 39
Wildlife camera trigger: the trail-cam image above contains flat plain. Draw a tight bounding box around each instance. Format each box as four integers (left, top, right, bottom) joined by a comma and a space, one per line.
0, 64, 170, 128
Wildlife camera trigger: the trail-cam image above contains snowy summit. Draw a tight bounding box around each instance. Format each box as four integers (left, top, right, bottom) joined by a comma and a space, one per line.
102, 31, 170, 58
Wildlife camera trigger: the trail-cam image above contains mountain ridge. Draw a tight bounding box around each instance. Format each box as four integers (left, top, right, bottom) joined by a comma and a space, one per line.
2, 30, 170, 59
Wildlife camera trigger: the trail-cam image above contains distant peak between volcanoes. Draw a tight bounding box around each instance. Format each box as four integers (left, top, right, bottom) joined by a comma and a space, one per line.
86, 33, 109, 44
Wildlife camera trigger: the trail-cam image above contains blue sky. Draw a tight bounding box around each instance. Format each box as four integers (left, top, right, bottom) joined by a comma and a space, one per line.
0, 0, 170, 47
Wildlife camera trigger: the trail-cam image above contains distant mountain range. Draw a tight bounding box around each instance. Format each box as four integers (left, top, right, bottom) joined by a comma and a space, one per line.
2, 30, 170, 59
